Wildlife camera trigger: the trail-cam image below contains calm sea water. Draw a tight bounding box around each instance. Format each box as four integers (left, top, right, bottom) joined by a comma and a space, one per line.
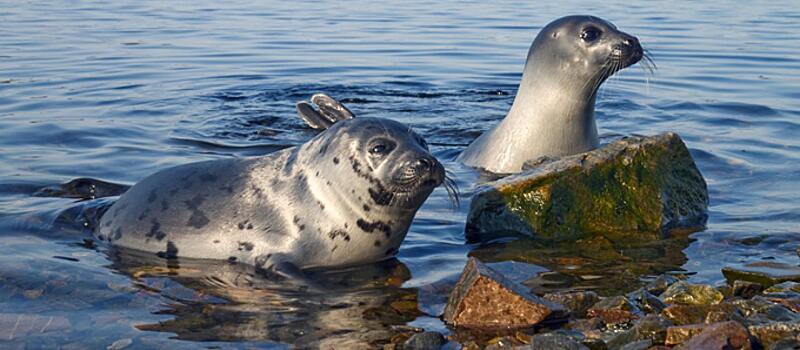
1, 0, 799, 348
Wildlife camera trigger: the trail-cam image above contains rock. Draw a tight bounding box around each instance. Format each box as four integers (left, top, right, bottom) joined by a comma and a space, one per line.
618, 339, 653, 350
484, 335, 525, 350
627, 289, 667, 314
403, 331, 447, 350
587, 296, 642, 325
661, 281, 723, 306
675, 321, 751, 350
660, 303, 742, 325
665, 324, 709, 346
443, 258, 565, 328
544, 291, 601, 318
606, 314, 672, 348
764, 281, 800, 296
731, 297, 799, 323
530, 331, 589, 350
645, 275, 680, 296
465, 133, 708, 243
747, 322, 800, 348
722, 262, 800, 288
769, 337, 800, 350
732, 280, 764, 299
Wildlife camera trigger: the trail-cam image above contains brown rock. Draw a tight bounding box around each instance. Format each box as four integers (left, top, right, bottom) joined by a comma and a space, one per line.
587, 296, 642, 325
675, 321, 751, 350
543, 291, 600, 318
665, 324, 708, 346
660, 303, 742, 325
443, 258, 565, 328
732, 280, 763, 299
747, 322, 800, 349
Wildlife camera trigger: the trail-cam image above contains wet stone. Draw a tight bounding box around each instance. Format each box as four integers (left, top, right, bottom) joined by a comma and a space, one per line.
606, 314, 672, 349
731, 297, 799, 323
665, 324, 708, 346
566, 317, 605, 333
645, 274, 680, 296
443, 257, 566, 328
627, 288, 667, 314
530, 331, 589, 350
661, 281, 724, 306
722, 262, 800, 288
748, 322, 800, 349
587, 296, 642, 326
618, 339, 652, 350
484, 335, 525, 350
732, 280, 763, 299
465, 132, 708, 243
770, 337, 800, 350
403, 331, 447, 350
660, 303, 743, 326
543, 291, 600, 318
764, 281, 800, 296
674, 321, 752, 350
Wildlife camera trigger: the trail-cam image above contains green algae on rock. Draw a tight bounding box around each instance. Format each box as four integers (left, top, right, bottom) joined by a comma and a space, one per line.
466, 133, 708, 243
722, 262, 800, 288
661, 281, 724, 306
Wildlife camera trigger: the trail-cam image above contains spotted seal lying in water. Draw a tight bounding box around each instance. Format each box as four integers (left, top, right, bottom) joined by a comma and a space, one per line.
96, 117, 444, 273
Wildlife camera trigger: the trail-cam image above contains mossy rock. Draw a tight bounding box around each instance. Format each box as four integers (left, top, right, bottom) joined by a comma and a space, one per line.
466, 133, 708, 243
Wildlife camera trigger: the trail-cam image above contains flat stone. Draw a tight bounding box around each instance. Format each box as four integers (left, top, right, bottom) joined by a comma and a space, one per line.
675, 321, 751, 350
628, 289, 667, 314
606, 314, 673, 349
731, 297, 799, 323
404, 331, 447, 350
443, 257, 565, 328
543, 291, 600, 318
661, 281, 724, 306
722, 262, 800, 288
732, 280, 764, 299
465, 133, 708, 243
748, 322, 800, 349
665, 324, 708, 346
586, 296, 642, 325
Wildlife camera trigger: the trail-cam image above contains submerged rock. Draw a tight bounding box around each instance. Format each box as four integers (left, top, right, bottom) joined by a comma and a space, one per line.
543, 291, 601, 318
465, 133, 708, 243
530, 331, 589, 350
443, 258, 565, 328
722, 262, 800, 288
747, 322, 800, 349
645, 274, 680, 296
586, 296, 642, 325
660, 303, 743, 325
732, 280, 764, 299
661, 281, 724, 306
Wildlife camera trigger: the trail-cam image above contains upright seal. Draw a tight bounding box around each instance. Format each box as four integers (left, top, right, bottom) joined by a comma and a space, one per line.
96, 117, 444, 273
458, 15, 647, 173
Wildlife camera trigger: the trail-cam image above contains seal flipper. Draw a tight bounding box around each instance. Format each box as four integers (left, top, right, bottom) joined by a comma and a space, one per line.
255, 253, 323, 290
310, 94, 354, 122
296, 94, 355, 130
296, 101, 333, 130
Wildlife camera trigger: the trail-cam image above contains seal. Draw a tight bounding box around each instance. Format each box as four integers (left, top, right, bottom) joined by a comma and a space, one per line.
457, 15, 649, 173
95, 117, 445, 273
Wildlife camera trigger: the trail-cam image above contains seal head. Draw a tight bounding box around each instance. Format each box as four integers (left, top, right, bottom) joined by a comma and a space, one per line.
458, 15, 645, 174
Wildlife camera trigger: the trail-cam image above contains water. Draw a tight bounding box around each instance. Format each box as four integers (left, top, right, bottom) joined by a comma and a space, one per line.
1, 0, 799, 348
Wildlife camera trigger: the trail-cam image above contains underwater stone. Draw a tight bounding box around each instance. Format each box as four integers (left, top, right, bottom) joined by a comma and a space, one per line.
665, 324, 709, 346
586, 295, 642, 325
722, 262, 800, 288
443, 257, 565, 329
645, 274, 681, 296
660, 303, 743, 326
543, 291, 600, 318
732, 280, 764, 299
403, 331, 447, 350
661, 281, 724, 306
465, 133, 708, 243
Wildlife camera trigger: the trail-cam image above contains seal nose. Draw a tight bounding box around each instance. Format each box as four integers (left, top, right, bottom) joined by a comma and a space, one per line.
414, 157, 433, 172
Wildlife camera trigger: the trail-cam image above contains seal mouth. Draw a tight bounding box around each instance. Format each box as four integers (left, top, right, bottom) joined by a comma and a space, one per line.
386, 159, 454, 209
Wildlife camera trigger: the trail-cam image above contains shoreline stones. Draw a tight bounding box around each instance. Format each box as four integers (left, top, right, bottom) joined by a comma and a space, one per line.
465, 133, 708, 243
443, 258, 565, 329
722, 261, 800, 288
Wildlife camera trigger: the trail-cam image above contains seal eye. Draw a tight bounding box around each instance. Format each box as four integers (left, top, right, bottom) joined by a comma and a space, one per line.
368, 138, 396, 156
580, 27, 601, 42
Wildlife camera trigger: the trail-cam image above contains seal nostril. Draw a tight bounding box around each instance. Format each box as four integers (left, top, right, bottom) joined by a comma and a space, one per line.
415, 158, 432, 171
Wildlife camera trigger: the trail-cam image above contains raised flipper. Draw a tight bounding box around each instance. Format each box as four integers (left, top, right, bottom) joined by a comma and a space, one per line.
296, 93, 355, 130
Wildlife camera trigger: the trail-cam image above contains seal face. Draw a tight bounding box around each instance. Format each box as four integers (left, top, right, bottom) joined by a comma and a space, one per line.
458, 15, 646, 174
96, 118, 444, 270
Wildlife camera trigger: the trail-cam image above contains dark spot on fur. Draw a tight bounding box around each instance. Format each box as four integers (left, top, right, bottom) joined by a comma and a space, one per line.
169, 187, 179, 196
362, 204, 370, 212
317, 201, 325, 210
199, 173, 217, 182
293, 216, 300, 224
137, 209, 150, 221
147, 220, 166, 241
328, 230, 348, 240
213, 240, 220, 244
97, 234, 106, 241
356, 219, 392, 237
326, 181, 331, 186
228, 256, 237, 263
113, 228, 123, 240
298, 224, 305, 231
184, 194, 206, 210
345, 234, 350, 241
147, 190, 158, 203
368, 187, 394, 206
374, 240, 381, 247
251, 185, 265, 198
187, 210, 209, 229
315, 171, 320, 177
247, 223, 253, 230
238, 241, 254, 251
333, 157, 340, 164
331, 245, 338, 252
161, 198, 169, 210
157, 241, 179, 259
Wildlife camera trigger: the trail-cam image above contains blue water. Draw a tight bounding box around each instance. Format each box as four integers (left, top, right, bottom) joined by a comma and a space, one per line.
2, 0, 800, 348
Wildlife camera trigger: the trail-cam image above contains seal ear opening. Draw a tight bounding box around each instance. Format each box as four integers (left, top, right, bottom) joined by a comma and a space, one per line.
296, 94, 355, 130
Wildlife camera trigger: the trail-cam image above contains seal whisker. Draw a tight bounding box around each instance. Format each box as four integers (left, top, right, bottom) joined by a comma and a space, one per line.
443, 170, 460, 209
